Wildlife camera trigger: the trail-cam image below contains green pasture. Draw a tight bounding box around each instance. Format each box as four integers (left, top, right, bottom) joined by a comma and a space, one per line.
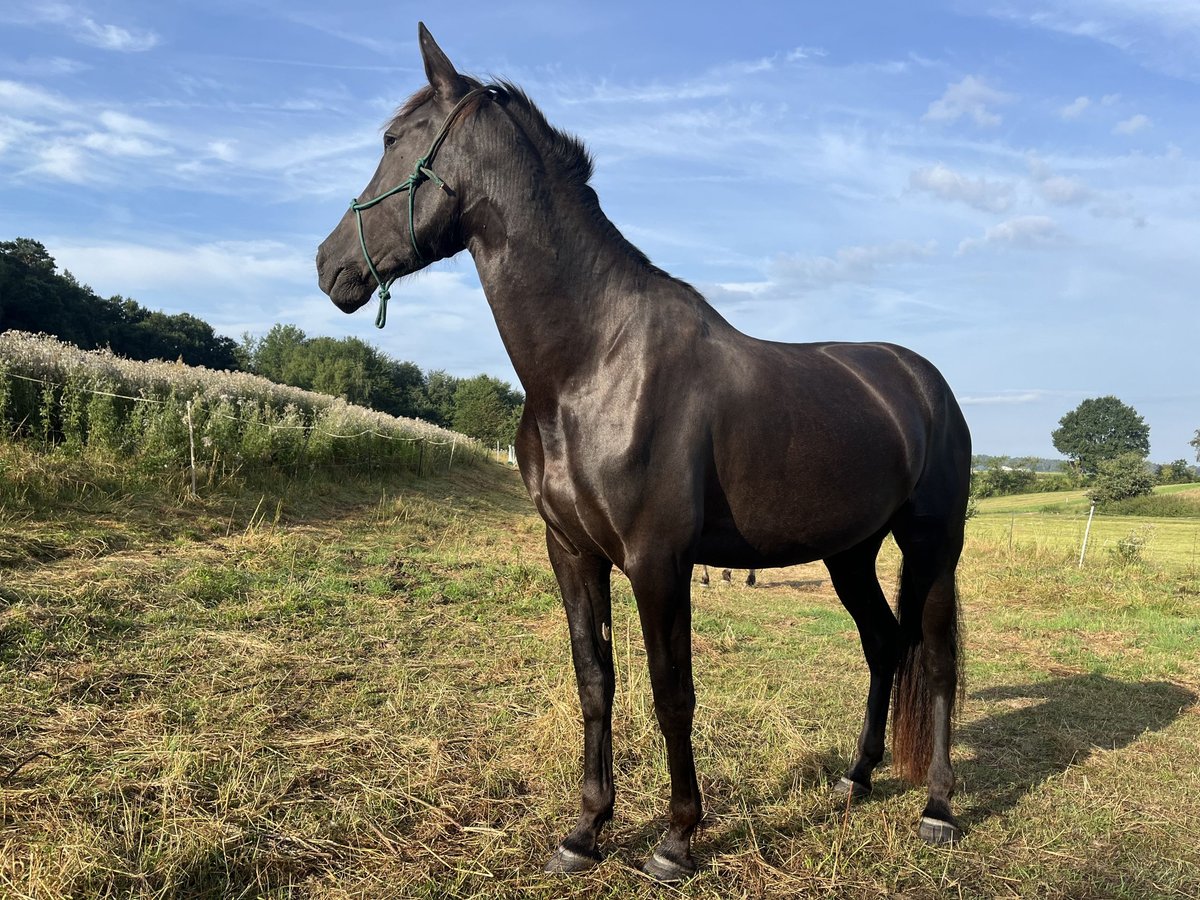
2, 445, 1198, 899
971, 483, 1200, 570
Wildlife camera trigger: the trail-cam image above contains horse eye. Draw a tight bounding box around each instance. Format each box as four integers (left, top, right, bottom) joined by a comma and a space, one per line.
383, 134, 397, 150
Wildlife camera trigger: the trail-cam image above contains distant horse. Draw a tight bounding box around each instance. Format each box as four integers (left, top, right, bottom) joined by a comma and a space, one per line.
699, 566, 756, 587
317, 24, 970, 882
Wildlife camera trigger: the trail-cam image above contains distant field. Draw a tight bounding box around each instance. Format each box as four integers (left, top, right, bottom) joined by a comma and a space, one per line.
972, 483, 1200, 570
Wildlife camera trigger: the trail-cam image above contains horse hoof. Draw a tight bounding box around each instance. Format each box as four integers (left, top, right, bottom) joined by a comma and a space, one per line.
641, 850, 697, 883
544, 844, 601, 874
918, 816, 963, 845
832, 776, 871, 801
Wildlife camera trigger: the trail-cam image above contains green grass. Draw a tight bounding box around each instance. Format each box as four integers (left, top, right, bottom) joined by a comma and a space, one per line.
972, 483, 1200, 570
2, 448, 1198, 898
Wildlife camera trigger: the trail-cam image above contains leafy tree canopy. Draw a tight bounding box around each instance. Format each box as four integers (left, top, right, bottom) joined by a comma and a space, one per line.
450, 374, 524, 446
1051, 396, 1149, 476
1159, 459, 1197, 485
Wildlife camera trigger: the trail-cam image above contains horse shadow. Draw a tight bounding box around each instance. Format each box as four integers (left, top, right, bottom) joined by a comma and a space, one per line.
634, 673, 1196, 858
950, 673, 1195, 827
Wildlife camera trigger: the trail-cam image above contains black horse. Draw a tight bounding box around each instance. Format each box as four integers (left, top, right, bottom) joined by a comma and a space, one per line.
317, 24, 970, 883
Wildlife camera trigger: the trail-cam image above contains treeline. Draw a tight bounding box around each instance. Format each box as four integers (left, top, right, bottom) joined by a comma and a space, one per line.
972, 453, 1197, 500
0, 238, 524, 446
242, 325, 524, 446
1, 239, 240, 370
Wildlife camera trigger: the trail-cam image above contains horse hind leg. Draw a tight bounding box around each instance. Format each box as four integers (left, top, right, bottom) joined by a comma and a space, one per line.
824, 533, 899, 800
891, 513, 965, 845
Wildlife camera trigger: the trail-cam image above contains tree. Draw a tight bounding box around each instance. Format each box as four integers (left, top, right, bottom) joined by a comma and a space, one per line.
0, 238, 56, 271
1192, 430, 1200, 464
1158, 459, 1196, 485
249, 324, 308, 384
1051, 396, 1149, 476
451, 374, 523, 445
1087, 452, 1155, 504
971, 457, 1038, 498
424, 370, 459, 427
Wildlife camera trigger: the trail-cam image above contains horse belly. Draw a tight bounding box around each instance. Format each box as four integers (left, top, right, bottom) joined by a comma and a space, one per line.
700, 435, 914, 566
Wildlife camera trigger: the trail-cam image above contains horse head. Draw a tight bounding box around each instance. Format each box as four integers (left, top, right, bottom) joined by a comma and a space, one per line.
316, 23, 487, 322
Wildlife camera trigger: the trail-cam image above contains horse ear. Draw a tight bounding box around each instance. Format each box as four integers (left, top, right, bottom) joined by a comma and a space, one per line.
418, 22, 468, 100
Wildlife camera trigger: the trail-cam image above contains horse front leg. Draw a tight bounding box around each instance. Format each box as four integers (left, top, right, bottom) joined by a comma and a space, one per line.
628, 556, 701, 883
543, 530, 617, 874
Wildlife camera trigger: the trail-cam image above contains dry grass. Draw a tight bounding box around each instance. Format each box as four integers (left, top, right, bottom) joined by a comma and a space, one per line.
2, 452, 1198, 898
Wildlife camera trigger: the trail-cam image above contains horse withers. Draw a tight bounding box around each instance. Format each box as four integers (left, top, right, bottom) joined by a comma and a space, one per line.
316, 23, 971, 882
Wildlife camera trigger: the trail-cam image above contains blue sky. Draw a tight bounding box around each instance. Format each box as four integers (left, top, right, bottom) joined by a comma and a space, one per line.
1, 1, 1197, 460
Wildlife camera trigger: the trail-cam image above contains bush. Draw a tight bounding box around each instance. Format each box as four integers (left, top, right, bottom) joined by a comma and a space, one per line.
1101, 491, 1200, 518
1109, 524, 1155, 566
1088, 453, 1155, 504
972, 461, 1038, 498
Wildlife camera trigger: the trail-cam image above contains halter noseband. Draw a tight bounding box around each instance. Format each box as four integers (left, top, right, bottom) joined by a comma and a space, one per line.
350, 86, 495, 328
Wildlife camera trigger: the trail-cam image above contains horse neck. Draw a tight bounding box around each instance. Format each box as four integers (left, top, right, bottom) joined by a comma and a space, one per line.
461, 139, 668, 399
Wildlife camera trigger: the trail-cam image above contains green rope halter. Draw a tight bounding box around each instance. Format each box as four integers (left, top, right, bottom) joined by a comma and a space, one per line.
350, 86, 495, 328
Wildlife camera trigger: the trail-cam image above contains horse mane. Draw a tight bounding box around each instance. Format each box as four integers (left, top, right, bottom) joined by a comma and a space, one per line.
390, 78, 659, 272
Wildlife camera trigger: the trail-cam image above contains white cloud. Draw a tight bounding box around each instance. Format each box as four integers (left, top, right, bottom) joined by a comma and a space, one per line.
986, 3, 1200, 78
97, 110, 164, 136
772, 240, 938, 290
923, 76, 1013, 127
81, 132, 168, 157
206, 140, 237, 162
0, 79, 73, 113
786, 46, 827, 62
0, 115, 43, 155
570, 79, 732, 105
957, 216, 1060, 255
959, 390, 1048, 406
1, 56, 89, 77
1113, 113, 1151, 134
30, 142, 88, 181
75, 17, 158, 52
2, 3, 159, 52
909, 163, 1014, 212
1038, 174, 1092, 205
47, 239, 315, 294
1060, 95, 1090, 119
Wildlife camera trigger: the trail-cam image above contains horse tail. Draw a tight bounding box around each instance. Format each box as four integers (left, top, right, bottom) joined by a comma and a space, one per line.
890, 559, 963, 785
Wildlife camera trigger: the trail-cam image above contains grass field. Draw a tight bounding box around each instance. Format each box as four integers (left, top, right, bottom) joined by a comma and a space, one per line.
2, 447, 1198, 898
971, 484, 1200, 571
